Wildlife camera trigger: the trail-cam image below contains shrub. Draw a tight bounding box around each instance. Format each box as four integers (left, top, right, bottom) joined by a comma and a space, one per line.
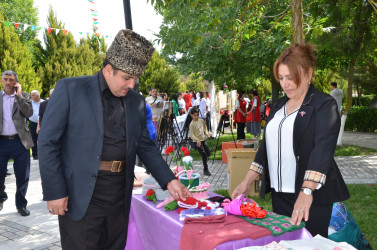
352, 95, 375, 107
345, 106, 377, 132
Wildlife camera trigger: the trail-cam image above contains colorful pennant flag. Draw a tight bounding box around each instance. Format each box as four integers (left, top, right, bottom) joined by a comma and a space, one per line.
5, 22, 10, 28
31, 26, 36, 31
15, 23, 19, 29
48, 28, 53, 34
24, 24, 28, 31
64, 30, 68, 35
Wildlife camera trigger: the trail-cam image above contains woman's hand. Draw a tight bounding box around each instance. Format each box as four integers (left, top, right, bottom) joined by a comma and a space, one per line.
196, 141, 201, 148
231, 170, 260, 200
290, 191, 313, 226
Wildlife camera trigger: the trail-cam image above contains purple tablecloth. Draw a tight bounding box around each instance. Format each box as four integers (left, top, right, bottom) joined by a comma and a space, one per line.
125, 194, 312, 250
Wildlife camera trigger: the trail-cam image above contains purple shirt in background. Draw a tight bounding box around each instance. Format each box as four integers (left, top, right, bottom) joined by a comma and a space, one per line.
1, 90, 18, 136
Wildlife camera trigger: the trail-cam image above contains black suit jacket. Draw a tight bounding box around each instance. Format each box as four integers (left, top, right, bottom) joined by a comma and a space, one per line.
38, 73, 176, 222
38, 99, 49, 126
255, 85, 349, 205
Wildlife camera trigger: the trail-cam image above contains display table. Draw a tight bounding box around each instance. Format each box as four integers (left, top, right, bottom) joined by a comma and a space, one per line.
125, 194, 312, 250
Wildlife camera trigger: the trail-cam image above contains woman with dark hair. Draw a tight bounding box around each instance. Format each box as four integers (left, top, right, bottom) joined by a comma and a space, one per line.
234, 90, 248, 140
171, 93, 179, 117
247, 89, 261, 138
232, 44, 349, 238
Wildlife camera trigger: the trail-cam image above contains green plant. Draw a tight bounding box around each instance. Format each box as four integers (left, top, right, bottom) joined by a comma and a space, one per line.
345, 106, 377, 132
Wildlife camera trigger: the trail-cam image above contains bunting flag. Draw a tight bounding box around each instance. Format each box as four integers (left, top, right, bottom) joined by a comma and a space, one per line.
48, 28, 53, 34
24, 24, 28, 31
64, 30, 68, 35
15, 23, 19, 29
31, 25, 36, 31
5, 22, 10, 28
93, 18, 98, 21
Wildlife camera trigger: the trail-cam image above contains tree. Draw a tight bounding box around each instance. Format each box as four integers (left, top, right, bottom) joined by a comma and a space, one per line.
182, 73, 205, 92
139, 51, 182, 97
0, 11, 41, 93
0, 0, 39, 47
37, 7, 105, 97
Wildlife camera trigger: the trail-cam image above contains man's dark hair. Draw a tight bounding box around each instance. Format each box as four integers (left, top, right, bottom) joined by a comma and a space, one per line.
102, 58, 119, 76
331, 82, 338, 88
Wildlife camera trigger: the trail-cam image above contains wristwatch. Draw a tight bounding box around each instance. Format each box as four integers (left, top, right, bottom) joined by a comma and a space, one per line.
300, 187, 313, 195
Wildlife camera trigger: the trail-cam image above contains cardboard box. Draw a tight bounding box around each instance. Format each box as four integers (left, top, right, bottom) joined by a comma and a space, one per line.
226, 148, 261, 197
221, 141, 243, 163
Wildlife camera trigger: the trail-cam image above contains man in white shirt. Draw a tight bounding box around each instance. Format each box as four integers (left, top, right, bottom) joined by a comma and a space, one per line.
330, 82, 343, 114
145, 88, 164, 117
29, 90, 44, 160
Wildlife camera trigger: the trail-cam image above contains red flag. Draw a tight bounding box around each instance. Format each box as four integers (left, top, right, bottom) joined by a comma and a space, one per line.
92, 18, 98, 21
90, 9, 95, 11
64, 30, 68, 35
89, 1, 95, 3
48, 28, 53, 34
15, 23, 19, 29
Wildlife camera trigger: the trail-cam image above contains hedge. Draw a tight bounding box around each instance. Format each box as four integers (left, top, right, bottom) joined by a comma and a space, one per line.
345, 106, 377, 132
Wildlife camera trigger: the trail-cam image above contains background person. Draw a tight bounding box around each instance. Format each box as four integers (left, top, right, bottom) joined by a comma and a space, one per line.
330, 82, 343, 115
29, 90, 44, 160
38, 30, 190, 249
171, 93, 180, 117
232, 44, 349, 238
189, 108, 211, 176
0, 70, 33, 216
246, 89, 261, 139
234, 90, 247, 140
37, 88, 54, 134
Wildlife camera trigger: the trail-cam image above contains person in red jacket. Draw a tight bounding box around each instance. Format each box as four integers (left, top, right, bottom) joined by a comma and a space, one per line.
247, 89, 261, 138
183, 91, 192, 111
234, 90, 248, 140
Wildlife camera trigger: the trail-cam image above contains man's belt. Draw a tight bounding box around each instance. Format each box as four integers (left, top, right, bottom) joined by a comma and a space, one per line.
99, 161, 126, 172
0, 134, 19, 140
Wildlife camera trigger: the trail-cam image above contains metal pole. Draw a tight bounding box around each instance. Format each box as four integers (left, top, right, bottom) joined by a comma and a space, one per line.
123, 0, 133, 30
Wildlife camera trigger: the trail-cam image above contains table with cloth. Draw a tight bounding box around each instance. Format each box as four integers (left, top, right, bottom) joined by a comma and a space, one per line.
125, 194, 312, 250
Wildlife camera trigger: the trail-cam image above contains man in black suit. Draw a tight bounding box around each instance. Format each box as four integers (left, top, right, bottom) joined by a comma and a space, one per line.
38, 30, 191, 249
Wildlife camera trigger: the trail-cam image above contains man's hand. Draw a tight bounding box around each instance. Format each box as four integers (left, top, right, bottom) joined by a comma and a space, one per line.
167, 179, 192, 201
14, 82, 22, 96
47, 196, 69, 216
36, 122, 40, 134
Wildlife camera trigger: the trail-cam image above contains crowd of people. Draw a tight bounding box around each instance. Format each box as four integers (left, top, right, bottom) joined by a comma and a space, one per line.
0, 29, 350, 249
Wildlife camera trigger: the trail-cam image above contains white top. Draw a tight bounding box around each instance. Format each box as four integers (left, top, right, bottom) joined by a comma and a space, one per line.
235, 99, 240, 108
252, 98, 257, 107
145, 96, 164, 117
178, 98, 186, 109
330, 88, 343, 114
199, 98, 207, 118
265, 105, 298, 193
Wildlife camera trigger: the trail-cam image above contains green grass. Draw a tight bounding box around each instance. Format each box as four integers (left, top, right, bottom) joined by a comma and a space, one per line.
190, 132, 377, 160
334, 145, 377, 156
214, 184, 377, 249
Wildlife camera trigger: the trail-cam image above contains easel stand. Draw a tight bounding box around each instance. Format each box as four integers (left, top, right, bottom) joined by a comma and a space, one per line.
156, 108, 184, 167
209, 112, 237, 163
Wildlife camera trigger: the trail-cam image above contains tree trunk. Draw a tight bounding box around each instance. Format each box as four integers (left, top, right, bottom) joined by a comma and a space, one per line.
291, 0, 305, 45
270, 68, 280, 105
337, 56, 357, 145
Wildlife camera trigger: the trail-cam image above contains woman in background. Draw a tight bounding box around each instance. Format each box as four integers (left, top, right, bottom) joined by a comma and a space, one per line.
247, 89, 261, 139
234, 90, 247, 140
171, 93, 180, 117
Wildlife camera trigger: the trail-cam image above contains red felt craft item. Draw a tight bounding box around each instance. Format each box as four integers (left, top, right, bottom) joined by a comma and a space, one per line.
240, 202, 267, 218
145, 189, 157, 205
177, 197, 207, 209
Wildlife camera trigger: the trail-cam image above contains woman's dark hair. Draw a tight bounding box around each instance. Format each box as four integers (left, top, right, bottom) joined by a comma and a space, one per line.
199, 91, 205, 99
190, 107, 200, 115
238, 90, 245, 97
273, 43, 316, 87
250, 89, 258, 97
171, 93, 178, 104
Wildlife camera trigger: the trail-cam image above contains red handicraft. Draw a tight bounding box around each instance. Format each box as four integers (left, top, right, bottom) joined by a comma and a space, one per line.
240, 203, 267, 218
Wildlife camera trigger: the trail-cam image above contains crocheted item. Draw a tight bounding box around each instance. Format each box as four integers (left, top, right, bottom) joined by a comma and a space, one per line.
221, 198, 243, 215
177, 197, 207, 209
146, 189, 157, 205
165, 200, 178, 211
156, 196, 174, 209
189, 182, 210, 200
240, 202, 267, 218
239, 211, 305, 236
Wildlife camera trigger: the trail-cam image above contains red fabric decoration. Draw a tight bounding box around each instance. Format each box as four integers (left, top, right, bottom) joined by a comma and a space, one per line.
177, 197, 207, 209
15, 23, 19, 29
181, 147, 189, 152
146, 189, 157, 205
164, 146, 175, 155
240, 203, 267, 218
183, 149, 190, 156
48, 28, 53, 34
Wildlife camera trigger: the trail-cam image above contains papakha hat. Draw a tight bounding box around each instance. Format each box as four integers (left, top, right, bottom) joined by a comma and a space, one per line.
106, 29, 155, 77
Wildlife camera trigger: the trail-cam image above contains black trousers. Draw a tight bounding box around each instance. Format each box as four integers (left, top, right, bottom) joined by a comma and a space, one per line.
59, 170, 127, 250
271, 190, 332, 237
196, 141, 210, 170
236, 122, 246, 140
28, 121, 38, 158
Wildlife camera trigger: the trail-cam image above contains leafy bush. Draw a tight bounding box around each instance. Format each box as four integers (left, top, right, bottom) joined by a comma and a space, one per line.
345, 106, 377, 132
352, 95, 375, 107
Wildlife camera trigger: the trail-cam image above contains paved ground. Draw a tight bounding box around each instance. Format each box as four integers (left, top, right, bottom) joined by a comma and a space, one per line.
0, 131, 376, 249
